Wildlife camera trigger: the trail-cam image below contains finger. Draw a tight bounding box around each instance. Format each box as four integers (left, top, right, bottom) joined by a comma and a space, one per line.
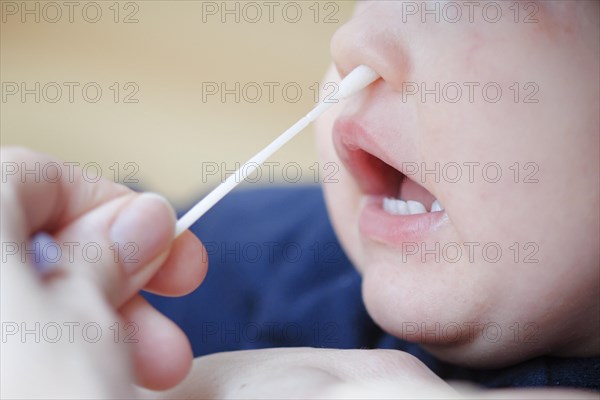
0, 146, 198, 392
0, 146, 130, 241
52, 191, 176, 306
143, 230, 208, 296
119, 295, 193, 390
0, 146, 130, 303
1, 146, 205, 305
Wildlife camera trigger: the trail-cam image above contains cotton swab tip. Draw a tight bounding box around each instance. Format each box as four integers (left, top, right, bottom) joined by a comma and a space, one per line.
336, 65, 379, 100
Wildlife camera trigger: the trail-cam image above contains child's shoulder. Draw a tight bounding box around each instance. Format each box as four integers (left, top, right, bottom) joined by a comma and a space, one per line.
188, 185, 331, 240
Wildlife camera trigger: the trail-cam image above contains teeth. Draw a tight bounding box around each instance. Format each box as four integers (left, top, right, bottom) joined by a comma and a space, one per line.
383, 197, 409, 215
383, 198, 445, 215
407, 200, 426, 215
431, 200, 444, 212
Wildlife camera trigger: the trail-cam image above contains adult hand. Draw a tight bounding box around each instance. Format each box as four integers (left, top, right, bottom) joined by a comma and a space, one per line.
150, 348, 598, 399
1, 147, 207, 397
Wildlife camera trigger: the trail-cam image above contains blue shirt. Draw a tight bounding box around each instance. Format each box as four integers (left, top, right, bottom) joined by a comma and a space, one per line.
145, 186, 599, 390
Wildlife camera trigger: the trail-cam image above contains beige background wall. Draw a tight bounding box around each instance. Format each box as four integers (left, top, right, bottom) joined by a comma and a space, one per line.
1, 0, 355, 207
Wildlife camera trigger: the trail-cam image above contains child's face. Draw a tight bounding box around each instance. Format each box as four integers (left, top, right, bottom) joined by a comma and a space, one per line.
315, 1, 599, 367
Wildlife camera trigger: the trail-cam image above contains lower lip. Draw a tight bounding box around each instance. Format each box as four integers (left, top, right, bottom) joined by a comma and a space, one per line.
358, 196, 447, 246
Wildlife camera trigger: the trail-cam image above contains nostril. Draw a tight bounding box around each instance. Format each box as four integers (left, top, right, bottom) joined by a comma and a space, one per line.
329, 3, 411, 93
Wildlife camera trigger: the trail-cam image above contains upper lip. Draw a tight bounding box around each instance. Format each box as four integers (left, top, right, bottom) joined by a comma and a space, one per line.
332, 115, 438, 203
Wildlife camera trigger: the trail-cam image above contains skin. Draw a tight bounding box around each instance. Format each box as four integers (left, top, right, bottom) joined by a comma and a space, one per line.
164, 2, 598, 396
144, 349, 596, 399
315, 0, 600, 366
1, 147, 208, 397
3, 1, 599, 398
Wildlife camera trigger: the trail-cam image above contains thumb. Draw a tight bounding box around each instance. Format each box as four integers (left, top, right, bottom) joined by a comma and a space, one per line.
52, 191, 176, 307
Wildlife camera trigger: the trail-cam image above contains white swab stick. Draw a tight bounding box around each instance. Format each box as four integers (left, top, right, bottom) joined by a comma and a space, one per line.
175, 65, 379, 237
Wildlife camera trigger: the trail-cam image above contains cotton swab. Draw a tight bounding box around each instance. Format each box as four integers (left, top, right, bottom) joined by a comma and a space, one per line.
175, 65, 379, 237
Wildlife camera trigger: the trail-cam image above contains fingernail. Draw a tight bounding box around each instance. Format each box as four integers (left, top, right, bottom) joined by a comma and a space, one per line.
31, 232, 61, 277
110, 193, 176, 274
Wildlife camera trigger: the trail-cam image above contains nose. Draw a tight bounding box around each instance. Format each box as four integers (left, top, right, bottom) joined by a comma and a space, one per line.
330, 2, 411, 92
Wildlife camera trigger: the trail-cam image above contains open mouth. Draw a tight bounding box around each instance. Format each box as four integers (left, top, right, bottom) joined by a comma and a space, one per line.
332, 117, 447, 244
343, 147, 444, 215
333, 119, 444, 215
